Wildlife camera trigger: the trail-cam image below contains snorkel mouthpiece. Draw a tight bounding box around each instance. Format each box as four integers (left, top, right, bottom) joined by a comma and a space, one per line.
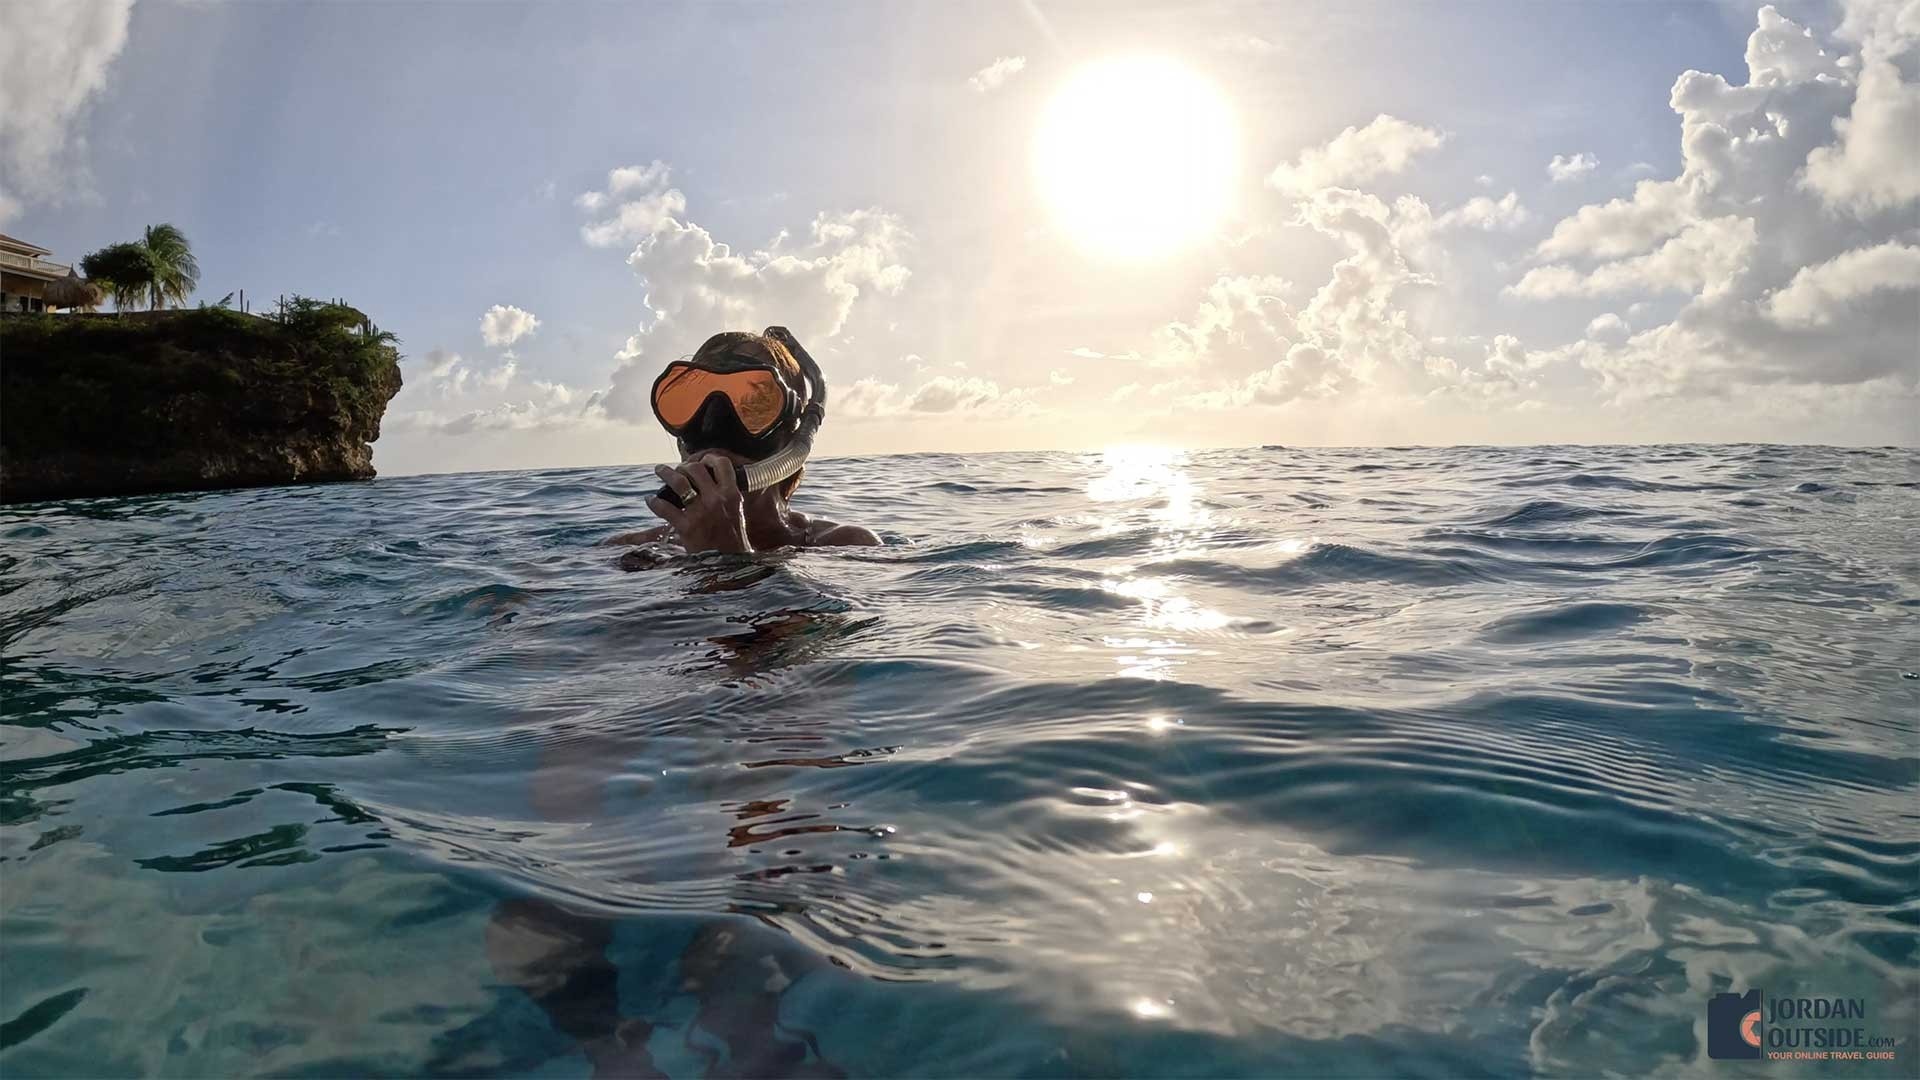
655, 326, 826, 510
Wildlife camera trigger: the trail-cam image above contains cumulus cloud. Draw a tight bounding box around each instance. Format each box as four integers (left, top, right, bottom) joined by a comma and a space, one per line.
388, 353, 593, 435
396, 390, 601, 436
835, 374, 1032, 419
1534, 180, 1694, 261
1151, 274, 1295, 371
1586, 313, 1633, 343
1515, 1, 1920, 397
479, 304, 540, 347
419, 348, 464, 379
1065, 346, 1140, 361
596, 187, 913, 423
1510, 216, 1758, 299
1389, 190, 1532, 260
1434, 191, 1530, 231
1766, 241, 1920, 326
1153, 181, 1575, 411
1801, 3, 1920, 213
576, 161, 688, 248
909, 375, 1006, 412
1547, 152, 1598, 182
0, 0, 135, 221
478, 353, 519, 391
968, 55, 1027, 93
408, 348, 473, 399
1267, 114, 1446, 195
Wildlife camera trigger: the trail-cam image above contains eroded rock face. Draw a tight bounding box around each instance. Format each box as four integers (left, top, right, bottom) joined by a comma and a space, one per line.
0, 306, 403, 504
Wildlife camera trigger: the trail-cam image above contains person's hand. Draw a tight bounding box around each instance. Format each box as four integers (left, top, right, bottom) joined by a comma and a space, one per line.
647, 452, 752, 553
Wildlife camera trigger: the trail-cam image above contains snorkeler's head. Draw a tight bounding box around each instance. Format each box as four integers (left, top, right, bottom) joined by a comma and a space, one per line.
653, 330, 815, 498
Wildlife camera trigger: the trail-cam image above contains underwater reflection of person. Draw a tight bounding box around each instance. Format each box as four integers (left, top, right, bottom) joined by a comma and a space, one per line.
606, 327, 880, 554
485, 900, 847, 1078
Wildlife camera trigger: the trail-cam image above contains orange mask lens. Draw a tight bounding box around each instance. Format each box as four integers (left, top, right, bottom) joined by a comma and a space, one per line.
652, 364, 788, 436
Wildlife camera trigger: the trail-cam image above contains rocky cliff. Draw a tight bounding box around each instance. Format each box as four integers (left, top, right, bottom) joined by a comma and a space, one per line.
0, 302, 403, 504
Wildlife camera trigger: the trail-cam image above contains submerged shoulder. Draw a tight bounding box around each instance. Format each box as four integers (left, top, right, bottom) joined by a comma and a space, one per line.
804, 517, 882, 547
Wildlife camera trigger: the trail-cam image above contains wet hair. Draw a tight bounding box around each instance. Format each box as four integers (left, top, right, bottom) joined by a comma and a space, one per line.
683, 331, 807, 499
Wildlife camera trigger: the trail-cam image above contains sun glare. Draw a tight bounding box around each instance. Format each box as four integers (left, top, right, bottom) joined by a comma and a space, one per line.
1034, 56, 1240, 261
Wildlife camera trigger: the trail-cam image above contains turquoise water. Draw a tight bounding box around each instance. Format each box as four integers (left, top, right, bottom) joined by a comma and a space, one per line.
2, 444, 1916, 1077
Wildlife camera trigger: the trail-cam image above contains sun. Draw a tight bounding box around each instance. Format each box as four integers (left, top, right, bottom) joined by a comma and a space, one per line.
1033, 56, 1240, 261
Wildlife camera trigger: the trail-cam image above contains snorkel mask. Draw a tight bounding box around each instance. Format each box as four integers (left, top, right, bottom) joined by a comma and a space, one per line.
649, 326, 826, 509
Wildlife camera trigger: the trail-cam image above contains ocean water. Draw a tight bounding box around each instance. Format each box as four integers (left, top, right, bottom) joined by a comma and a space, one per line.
2, 444, 1916, 1078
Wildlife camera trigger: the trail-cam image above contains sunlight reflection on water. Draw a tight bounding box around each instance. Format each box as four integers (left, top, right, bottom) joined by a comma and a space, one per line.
1, 445, 1915, 1077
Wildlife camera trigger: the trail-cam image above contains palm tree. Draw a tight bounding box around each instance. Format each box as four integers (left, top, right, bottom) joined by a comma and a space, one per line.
142, 223, 199, 310
79, 242, 154, 311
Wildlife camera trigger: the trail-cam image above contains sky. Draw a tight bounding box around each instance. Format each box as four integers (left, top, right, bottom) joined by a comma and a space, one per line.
1, 0, 1915, 475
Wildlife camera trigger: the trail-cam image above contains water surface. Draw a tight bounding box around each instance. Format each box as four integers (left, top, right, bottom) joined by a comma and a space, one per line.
3, 445, 1916, 1076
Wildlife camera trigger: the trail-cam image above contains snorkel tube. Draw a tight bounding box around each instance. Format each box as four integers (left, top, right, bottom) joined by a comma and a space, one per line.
655, 325, 826, 510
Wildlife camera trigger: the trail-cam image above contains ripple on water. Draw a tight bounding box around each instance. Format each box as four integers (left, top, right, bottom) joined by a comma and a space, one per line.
0, 444, 1915, 1077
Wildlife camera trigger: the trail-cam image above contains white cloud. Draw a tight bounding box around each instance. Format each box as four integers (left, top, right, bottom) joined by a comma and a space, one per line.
1049, 369, 1075, 385
909, 375, 1005, 412
408, 348, 473, 399
835, 375, 1032, 418
396, 392, 603, 436
1515, 1, 1920, 397
968, 55, 1027, 93
531, 379, 574, 405
1547, 152, 1598, 182
1152, 183, 1578, 411
1802, 5, 1920, 213
478, 353, 518, 391
598, 192, 913, 423
1389, 191, 1531, 259
1535, 180, 1693, 260
1436, 192, 1530, 231
576, 161, 688, 248
1151, 274, 1295, 370
837, 377, 906, 418
0, 0, 135, 221
1267, 115, 1446, 195
608, 161, 672, 195
1585, 313, 1632, 343
420, 348, 464, 379
1767, 241, 1920, 326
479, 304, 540, 347
1064, 346, 1139, 361
1509, 216, 1758, 299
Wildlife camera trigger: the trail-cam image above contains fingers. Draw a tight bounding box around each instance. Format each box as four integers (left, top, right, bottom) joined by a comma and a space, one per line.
654, 463, 695, 503
704, 453, 741, 499
645, 495, 689, 532
684, 453, 740, 501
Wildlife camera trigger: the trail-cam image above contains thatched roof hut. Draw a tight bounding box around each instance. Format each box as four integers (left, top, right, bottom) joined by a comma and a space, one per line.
44, 270, 105, 312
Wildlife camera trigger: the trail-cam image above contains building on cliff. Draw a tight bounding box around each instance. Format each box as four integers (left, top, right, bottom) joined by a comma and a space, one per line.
1, 234, 73, 313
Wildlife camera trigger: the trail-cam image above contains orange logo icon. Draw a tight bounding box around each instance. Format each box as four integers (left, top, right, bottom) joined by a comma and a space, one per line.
1740, 1009, 1763, 1048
